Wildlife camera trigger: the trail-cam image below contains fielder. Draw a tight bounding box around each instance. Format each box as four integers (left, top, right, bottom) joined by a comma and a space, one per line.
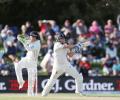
42, 33, 87, 96
14, 31, 41, 96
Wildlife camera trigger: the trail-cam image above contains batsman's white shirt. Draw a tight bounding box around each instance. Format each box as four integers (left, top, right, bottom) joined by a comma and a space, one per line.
42, 42, 83, 96
53, 42, 70, 70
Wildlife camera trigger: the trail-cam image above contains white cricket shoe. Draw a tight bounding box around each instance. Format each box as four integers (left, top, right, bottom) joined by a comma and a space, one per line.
41, 92, 48, 96
28, 92, 35, 96
19, 80, 25, 89
75, 91, 85, 96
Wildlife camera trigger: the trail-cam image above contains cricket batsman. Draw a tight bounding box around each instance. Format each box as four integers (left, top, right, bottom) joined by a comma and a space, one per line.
42, 33, 88, 96
14, 31, 41, 96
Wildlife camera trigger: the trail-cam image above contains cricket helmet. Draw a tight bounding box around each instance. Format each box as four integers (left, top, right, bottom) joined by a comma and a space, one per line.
30, 31, 40, 40
55, 32, 66, 41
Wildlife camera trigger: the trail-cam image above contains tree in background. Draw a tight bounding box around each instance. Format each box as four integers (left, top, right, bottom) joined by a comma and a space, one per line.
0, 0, 119, 25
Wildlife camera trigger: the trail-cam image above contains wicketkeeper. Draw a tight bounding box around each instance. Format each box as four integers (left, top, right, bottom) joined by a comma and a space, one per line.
14, 31, 41, 96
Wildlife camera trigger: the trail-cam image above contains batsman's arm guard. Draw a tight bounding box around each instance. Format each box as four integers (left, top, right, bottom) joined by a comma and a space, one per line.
71, 44, 82, 53
71, 40, 90, 53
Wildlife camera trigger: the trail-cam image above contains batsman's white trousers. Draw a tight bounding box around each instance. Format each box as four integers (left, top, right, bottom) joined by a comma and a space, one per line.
42, 63, 83, 95
14, 57, 37, 94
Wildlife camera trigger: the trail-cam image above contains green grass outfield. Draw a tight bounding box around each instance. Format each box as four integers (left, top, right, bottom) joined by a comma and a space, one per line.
0, 93, 120, 100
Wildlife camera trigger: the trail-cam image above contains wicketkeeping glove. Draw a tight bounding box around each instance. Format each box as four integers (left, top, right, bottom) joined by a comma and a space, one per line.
17, 34, 29, 44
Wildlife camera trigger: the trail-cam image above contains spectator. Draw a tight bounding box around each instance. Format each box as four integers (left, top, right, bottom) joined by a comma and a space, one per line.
104, 19, 115, 41
0, 50, 5, 71
112, 58, 120, 76
39, 22, 55, 56
73, 19, 88, 35
49, 20, 60, 33
106, 42, 118, 59
38, 20, 47, 33
109, 27, 120, 46
102, 42, 118, 76
45, 22, 56, 39
2, 41, 18, 62
0, 59, 5, 69
1, 29, 16, 52
47, 35, 54, 50
25, 21, 33, 36
21, 25, 27, 35
1, 25, 9, 41
78, 57, 91, 77
10, 26, 19, 38
38, 20, 48, 41
117, 14, 120, 31
61, 19, 74, 39
85, 36, 105, 61
61, 19, 72, 32
89, 20, 103, 35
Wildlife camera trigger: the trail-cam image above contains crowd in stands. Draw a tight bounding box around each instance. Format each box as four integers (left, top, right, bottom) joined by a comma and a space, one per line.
1, 17, 120, 77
